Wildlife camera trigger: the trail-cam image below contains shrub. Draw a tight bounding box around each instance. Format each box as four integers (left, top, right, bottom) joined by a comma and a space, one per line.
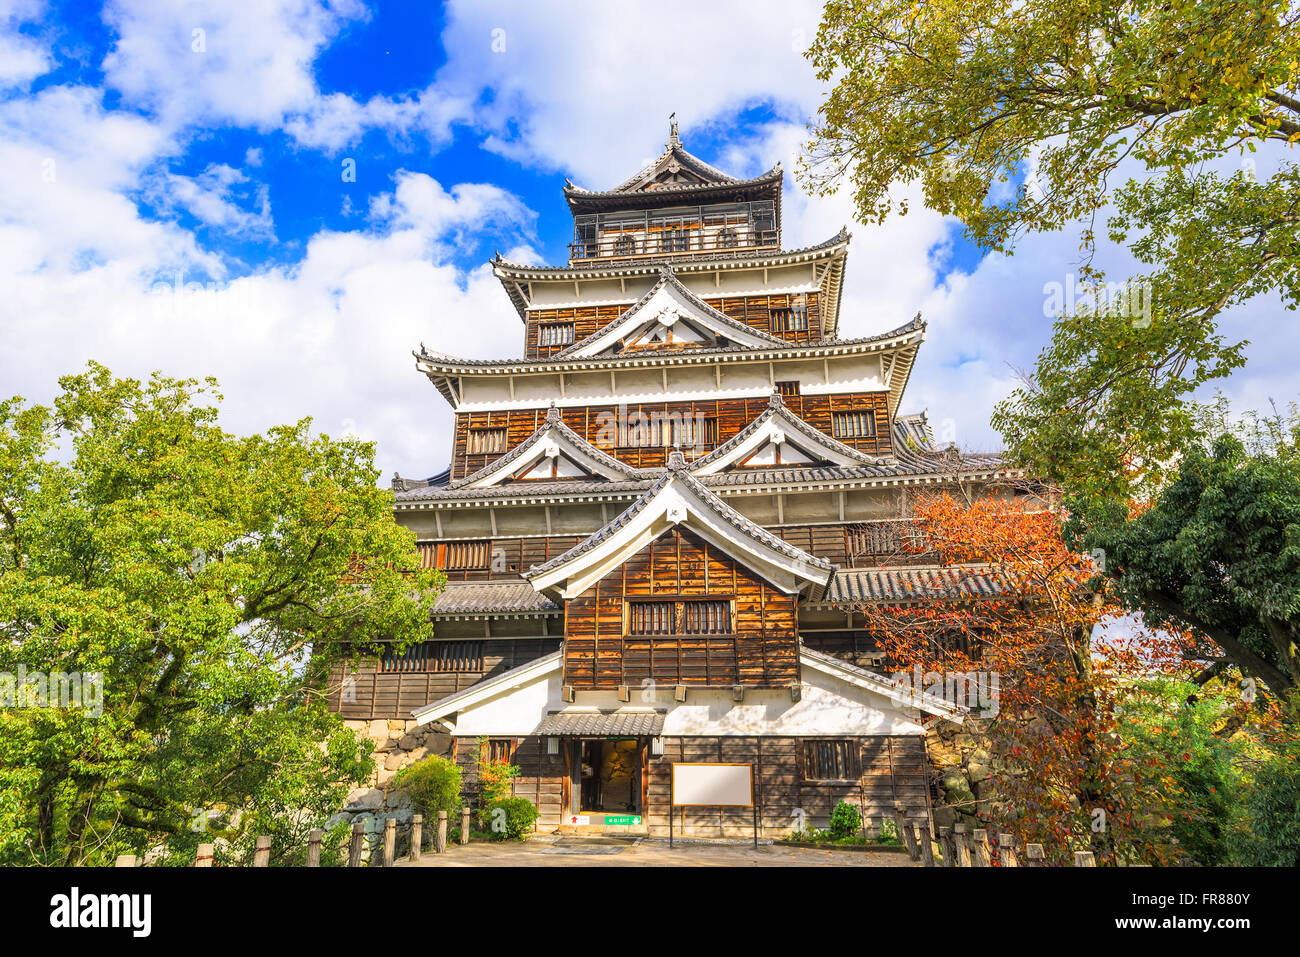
482, 796, 540, 841
476, 737, 520, 805
1230, 749, 1300, 866
829, 800, 862, 839
392, 755, 462, 820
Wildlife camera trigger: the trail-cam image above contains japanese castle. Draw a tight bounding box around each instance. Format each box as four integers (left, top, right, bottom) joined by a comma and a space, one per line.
329, 119, 1016, 839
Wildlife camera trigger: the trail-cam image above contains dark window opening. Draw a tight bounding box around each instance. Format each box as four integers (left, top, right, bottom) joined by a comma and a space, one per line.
803, 739, 860, 781
831, 411, 877, 440
628, 599, 731, 635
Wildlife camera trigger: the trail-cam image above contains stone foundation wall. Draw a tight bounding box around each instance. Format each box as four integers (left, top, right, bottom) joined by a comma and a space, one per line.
925, 718, 993, 830
340, 718, 453, 812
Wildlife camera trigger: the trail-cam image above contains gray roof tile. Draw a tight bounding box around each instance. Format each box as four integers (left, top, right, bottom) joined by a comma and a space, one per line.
429, 581, 561, 616
822, 565, 1009, 604
536, 711, 666, 736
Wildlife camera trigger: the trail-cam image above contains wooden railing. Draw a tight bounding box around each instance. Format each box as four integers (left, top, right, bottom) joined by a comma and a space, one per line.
112, 807, 476, 868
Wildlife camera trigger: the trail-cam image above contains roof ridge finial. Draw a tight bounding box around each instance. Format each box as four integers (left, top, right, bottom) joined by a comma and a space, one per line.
667, 444, 686, 471
546, 400, 560, 423
668, 112, 680, 148
768, 388, 785, 409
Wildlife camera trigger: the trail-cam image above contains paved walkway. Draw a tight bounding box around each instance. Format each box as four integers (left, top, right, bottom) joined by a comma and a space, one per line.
398, 836, 917, 867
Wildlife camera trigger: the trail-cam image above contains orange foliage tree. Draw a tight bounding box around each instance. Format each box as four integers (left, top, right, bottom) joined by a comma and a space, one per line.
849, 490, 1196, 864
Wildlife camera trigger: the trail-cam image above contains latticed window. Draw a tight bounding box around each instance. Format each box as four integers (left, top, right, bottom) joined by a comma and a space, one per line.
486, 739, 514, 763
831, 410, 876, 439
659, 228, 689, 253
466, 428, 506, 455
628, 600, 675, 635
378, 641, 484, 674
769, 306, 808, 333
681, 600, 730, 635
446, 541, 489, 569
627, 599, 731, 635
845, 522, 920, 558
775, 380, 800, 397
803, 739, 860, 781
537, 322, 574, 347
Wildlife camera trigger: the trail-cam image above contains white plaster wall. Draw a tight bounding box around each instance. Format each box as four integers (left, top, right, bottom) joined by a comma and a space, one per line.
451, 358, 886, 414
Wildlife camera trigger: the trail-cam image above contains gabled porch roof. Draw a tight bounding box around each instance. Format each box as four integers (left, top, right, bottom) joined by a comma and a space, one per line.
449, 405, 646, 489
524, 450, 834, 600
688, 391, 886, 474
555, 264, 788, 359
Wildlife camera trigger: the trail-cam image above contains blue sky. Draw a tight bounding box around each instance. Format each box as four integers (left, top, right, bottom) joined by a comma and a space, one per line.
0, 0, 1290, 482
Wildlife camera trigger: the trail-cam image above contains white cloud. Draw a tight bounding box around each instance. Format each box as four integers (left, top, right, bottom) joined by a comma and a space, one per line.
100, 0, 471, 152
0, 0, 51, 90
1, 166, 533, 480
1, 0, 1293, 491
146, 162, 275, 239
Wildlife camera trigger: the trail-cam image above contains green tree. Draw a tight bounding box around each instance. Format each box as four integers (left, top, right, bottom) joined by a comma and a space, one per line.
0, 363, 443, 865
1066, 410, 1300, 695
802, 0, 1299, 500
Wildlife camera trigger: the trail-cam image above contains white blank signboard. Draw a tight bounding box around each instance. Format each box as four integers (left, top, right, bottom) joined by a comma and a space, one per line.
671, 763, 753, 807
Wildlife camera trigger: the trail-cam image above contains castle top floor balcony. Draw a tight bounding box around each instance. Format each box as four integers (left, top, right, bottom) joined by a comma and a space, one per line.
569, 200, 778, 265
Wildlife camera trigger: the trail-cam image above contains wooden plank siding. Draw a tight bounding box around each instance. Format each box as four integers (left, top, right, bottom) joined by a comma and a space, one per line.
452, 391, 892, 479
453, 735, 567, 831
562, 527, 799, 689
524, 291, 824, 359
327, 638, 562, 720
447, 733, 929, 839
643, 735, 931, 839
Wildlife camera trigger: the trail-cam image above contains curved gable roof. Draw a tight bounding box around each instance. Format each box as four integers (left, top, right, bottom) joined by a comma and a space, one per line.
556, 264, 788, 359
689, 392, 886, 475
525, 451, 833, 599
449, 406, 646, 489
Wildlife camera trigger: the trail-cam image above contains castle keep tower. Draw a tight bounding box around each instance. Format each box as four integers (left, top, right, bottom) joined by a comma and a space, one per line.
332, 121, 1013, 838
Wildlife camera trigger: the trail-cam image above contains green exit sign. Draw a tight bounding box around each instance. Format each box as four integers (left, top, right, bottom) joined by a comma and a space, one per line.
605, 815, 641, 826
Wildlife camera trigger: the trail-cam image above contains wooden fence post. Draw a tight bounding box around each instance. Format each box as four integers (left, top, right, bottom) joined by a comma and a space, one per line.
306, 829, 322, 867
383, 818, 396, 867
411, 814, 423, 862
252, 835, 271, 867
348, 821, 365, 867
939, 827, 957, 867
916, 821, 936, 867
1025, 843, 1045, 866
952, 823, 972, 867
971, 828, 992, 867
1074, 850, 1097, 867
893, 803, 919, 861
460, 806, 471, 844
195, 843, 214, 867
998, 833, 1018, 867
436, 811, 448, 853
114, 854, 136, 867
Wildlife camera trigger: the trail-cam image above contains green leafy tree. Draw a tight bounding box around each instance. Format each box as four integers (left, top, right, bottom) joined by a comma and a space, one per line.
1067, 409, 1300, 695
1117, 678, 1249, 864
0, 363, 443, 865
802, 0, 1300, 499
